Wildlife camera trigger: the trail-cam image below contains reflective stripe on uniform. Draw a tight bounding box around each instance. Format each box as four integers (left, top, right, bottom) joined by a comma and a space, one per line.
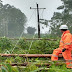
60, 39, 72, 45
66, 60, 72, 62
52, 54, 58, 57
68, 64, 72, 67
66, 60, 72, 67
60, 40, 72, 45
68, 60, 72, 62
65, 43, 71, 45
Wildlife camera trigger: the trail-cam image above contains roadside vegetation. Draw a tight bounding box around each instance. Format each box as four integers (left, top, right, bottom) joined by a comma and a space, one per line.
0, 37, 72, 72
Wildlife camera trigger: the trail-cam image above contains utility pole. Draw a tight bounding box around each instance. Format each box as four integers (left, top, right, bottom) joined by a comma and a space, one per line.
37, 4, 40, 38
30, 3, 46, 38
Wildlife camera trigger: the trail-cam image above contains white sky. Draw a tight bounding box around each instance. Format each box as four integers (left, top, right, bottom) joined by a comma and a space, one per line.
2, 0, 63, 33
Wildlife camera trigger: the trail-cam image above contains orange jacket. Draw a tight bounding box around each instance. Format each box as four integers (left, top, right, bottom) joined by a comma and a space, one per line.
59, 30, 72, 49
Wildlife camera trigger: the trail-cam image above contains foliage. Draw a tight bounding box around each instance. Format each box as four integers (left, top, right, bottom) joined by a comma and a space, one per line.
1, 63, 19, 72
0, 37, 13, 53
0, 37, 71, 72
49, 0, 72, 36
1, 60, 72, 72
24, 64, 38, 72
28, 39, 59, 54
48, 63, 72, 72
57, 5, 64, 10
0, 2, 27, 37
14, 37, 59, 54
0, 37, 60, 54
17, 38, 29, 50
27, 27, 36, 34
39, 19, 48, 27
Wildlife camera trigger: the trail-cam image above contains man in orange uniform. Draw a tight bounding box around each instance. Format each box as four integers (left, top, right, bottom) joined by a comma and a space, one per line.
51, 25, 72, 68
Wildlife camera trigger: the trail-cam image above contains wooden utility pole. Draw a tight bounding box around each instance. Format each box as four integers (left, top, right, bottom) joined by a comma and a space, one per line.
30, 3, 46, 38
37, 4, 40, 38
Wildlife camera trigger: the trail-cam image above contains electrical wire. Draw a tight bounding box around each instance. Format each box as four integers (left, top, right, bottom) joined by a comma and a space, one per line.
28, 33, 36, 54
10, 0, 36, 53
5, 0, 37, 54
40, 9, 44, 19
28, 9, 37, 54
10, 9, 36, 54
27, 10, 35, 23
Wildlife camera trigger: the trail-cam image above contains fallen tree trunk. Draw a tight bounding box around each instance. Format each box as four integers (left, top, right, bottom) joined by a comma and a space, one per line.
0, 38, 57, 41
0, 54, 63, 58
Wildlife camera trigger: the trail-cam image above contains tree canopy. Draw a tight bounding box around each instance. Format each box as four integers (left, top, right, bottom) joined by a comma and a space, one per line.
0, 1, 27, 37
27, 27, 36, 34
49, 0, 72, 36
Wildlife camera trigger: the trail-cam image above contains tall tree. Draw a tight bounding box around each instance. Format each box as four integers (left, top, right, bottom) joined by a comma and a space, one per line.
0, 2, 27, 37
49, 0, 72, 36
27, 27, 36, 34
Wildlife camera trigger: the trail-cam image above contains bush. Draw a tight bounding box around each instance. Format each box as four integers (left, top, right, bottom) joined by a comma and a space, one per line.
0, 37, 13, 53
0, 37, 60, 54
28, 39, 59, 54
17, 38, 29, 50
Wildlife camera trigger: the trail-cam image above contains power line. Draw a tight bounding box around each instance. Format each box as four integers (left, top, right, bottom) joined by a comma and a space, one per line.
30, 3, 46, 38
27, 9, 35, 24
40, 9, 44, 19
10, 1, 37, 53
10, 10, 36, 54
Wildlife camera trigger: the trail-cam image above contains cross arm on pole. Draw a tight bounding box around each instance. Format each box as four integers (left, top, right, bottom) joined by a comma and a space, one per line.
30, 3, 46, 38
30, 7, 46, 9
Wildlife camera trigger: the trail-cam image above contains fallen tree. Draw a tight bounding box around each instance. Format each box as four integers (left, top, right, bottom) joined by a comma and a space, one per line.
0, 54, 63, 57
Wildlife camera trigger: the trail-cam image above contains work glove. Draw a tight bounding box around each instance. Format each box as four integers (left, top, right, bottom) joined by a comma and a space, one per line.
62, 48, 66, 52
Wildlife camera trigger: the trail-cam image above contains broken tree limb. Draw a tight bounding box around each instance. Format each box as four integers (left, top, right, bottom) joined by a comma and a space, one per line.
0, 38, 57, 41
0, 54, 63, 58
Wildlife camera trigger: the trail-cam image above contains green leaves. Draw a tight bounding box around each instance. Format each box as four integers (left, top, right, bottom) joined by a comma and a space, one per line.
28, 39, 59, 54
48, 64, 72, 72
39, 19, 48, 27
0, 2, 27, 37
0, 37, 59, 54
57, 5, 64, 10
1, 63, 12, 72
0, 37, 71, 72
50, 0, 72, 36
1, 66, 8, 72
1, 63, 19, 72
0, 37, 13, 53
27, 27, 36, 34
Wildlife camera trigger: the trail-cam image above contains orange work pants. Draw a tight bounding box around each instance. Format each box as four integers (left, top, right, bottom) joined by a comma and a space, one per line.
51, 48, 72, 68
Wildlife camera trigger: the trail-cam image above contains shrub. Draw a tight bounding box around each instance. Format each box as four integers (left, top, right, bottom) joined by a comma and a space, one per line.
0, 37, 13, 53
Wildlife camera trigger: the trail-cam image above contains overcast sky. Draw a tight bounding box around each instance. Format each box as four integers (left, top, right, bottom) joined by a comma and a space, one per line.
2, 0, 63, 33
